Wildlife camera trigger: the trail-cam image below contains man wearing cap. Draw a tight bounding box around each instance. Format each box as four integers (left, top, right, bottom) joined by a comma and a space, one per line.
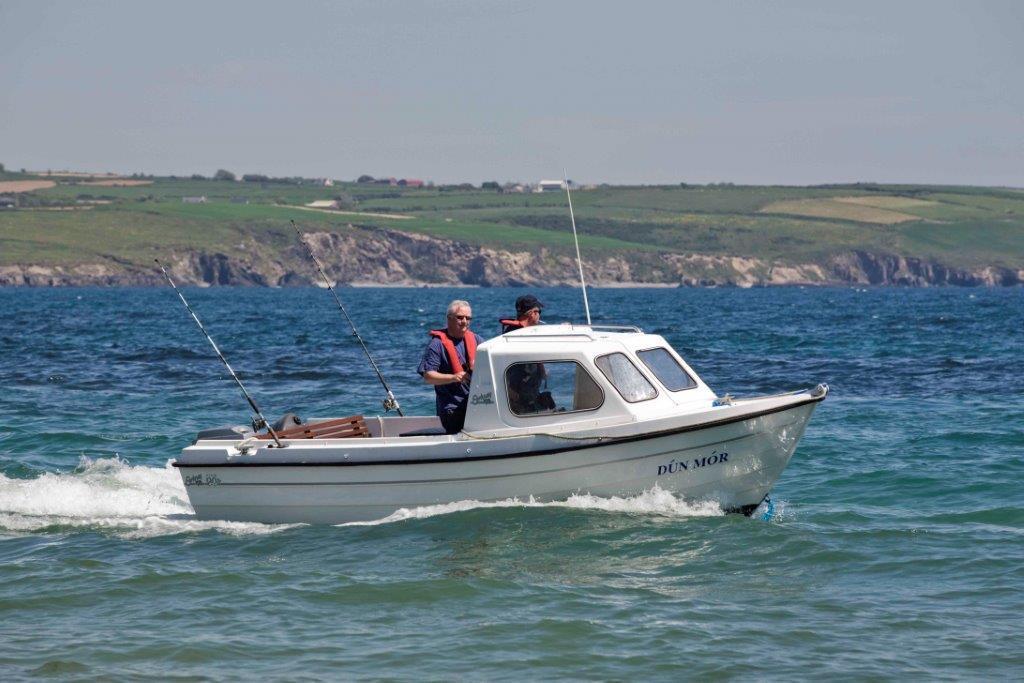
500, 294, 544, 334
500, 294, 551, 414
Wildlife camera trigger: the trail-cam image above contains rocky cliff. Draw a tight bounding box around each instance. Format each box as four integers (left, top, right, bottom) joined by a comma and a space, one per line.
0, 227, 1020, 287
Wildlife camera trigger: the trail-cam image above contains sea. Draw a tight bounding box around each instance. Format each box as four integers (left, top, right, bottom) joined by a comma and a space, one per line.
1, 286, 1022, 680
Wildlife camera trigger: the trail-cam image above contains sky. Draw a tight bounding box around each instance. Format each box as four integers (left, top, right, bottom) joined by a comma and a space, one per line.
1, 0, 1021, 186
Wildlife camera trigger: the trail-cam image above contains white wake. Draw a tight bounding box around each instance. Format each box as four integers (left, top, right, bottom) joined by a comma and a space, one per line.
1, 458, 727, 537
0, 456, 293, 538
340, 486, 725, 527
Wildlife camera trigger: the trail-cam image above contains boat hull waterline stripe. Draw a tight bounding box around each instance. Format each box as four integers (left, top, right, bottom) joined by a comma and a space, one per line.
177, 429, 776, 486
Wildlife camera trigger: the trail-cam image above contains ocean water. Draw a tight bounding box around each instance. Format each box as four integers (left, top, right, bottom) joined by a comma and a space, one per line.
1, 286, 1022, 680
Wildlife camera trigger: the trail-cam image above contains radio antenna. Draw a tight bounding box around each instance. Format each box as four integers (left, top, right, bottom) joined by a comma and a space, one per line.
155, 259, 284, 447
564, 170, 591, 324
290, 221, 403, 416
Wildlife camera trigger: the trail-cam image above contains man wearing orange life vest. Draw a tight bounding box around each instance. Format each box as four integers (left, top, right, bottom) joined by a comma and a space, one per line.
417, 299, 485, 434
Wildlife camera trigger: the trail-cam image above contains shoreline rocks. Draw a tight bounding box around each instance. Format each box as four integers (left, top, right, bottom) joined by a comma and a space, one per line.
1, 228, 1021, 287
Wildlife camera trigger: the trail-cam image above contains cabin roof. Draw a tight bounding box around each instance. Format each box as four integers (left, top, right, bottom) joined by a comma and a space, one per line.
478, 323, 667, 357
482, 323, 645, 344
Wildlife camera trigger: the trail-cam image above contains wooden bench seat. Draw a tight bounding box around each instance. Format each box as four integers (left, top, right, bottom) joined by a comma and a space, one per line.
257, 414, 370, 440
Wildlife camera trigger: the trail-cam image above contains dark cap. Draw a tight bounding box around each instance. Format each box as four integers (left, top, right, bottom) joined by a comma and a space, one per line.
515, 294, 545, 315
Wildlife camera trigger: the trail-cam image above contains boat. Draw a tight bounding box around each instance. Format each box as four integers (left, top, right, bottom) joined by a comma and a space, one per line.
173, 323, 827, 524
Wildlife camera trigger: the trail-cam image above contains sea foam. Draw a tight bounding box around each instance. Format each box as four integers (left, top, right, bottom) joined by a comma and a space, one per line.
340, 485, 725, 527
1, 457, 728, 536
0, 456, 293, 538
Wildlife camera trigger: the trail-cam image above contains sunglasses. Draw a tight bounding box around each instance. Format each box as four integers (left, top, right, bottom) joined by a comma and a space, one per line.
450, 315, 473, 321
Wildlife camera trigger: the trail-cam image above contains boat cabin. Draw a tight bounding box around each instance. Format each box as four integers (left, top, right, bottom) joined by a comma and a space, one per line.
460, 324, 717, 437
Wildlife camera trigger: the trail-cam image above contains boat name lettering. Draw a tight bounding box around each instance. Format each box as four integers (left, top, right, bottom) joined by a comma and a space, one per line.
657, 450, 728, 476
185, 473, 222, 486
471, 392, 494, 405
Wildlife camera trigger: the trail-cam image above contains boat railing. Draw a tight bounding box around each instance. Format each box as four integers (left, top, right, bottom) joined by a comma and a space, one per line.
726, 384, 830, 404
536, 323, 644, 334
506, 332, 597, 342
579, 324, 644, 333
506, 324, 644, 342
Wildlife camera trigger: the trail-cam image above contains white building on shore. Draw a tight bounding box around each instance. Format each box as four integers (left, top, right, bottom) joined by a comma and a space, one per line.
306, 199, 340, 209
536, 179, 566, 193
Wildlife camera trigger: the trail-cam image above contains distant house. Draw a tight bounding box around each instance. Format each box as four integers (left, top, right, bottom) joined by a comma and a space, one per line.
0, 196, 15, 209
306, 199, 340, 209
374, 177, 398, 186
537, 180, 566, 192
398, 179, 424, 188
182, 196, 207, 204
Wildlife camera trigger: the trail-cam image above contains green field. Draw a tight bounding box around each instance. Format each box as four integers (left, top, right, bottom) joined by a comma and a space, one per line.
1, 173, 1022, 271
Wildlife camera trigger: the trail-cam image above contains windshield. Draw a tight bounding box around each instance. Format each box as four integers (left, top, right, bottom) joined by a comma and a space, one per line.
637, 347, 697, 391
594, 353, 657, 403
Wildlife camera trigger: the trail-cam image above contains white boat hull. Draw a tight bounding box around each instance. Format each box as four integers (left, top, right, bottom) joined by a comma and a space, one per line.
177, 398, 821, 524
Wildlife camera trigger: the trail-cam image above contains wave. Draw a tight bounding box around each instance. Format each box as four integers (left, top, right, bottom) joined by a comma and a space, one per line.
1, 459, 738, 537
111, 348, 211, 363
266, 370, 337, 381
339, 486, 726, 527
0, 456, 293, 539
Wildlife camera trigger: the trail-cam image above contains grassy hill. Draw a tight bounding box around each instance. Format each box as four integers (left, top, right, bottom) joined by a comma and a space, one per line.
2, 172, 1023, 276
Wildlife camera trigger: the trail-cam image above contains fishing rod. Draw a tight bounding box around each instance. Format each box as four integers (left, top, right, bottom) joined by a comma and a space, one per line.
563, 171, 592, 324
290, 220, 404, 416
154, 259, 285, 447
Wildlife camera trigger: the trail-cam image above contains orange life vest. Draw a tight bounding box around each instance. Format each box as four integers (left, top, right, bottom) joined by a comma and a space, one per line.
499, 318, 525, 333
429, 329, 477, 374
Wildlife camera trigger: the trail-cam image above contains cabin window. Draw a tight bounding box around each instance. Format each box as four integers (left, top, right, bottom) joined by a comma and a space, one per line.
595, 353, 658, 403
637, 347, 697, 391
504, 360, 603, 416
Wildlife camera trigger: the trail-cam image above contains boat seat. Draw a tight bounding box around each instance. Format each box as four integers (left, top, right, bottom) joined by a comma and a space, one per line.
257, 414, 370, 440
